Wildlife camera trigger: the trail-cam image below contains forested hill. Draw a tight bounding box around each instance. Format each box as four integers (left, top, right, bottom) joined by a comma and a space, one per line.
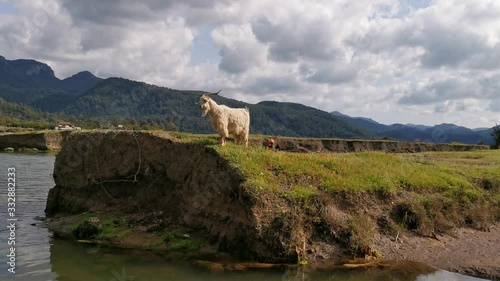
0, 55, 102, 113
0, 97, 65, 130
62, 77, 373, 138
250, 101, 371, 138
0, 55, 101, 93
1, 55, 494, 144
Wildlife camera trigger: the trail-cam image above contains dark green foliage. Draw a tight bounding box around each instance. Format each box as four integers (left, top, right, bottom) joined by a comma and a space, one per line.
0, 56, 101, 93
60, 71, 102, 94
491, 124, 500, 149
162, 232, 200, 252
0, 82, 92, 113
0, 56, 60, 89
0, 97, 62, 129
63, 78, 215, 133
0, 56, 101, 115
60, 78, 373, 138
331, 110, 389, 133
250, 101, 373, 138
72, 218, 102, 239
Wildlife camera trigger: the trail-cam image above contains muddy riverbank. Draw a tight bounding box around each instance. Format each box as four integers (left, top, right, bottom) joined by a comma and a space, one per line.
0, 131, 66, 150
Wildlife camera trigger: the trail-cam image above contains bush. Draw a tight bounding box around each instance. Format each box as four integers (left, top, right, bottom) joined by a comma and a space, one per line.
491, 124, 500, 149
72, 217, 102, 239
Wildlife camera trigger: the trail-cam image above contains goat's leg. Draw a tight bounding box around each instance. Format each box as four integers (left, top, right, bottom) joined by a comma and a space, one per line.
219, 131, 225, 145
222, 129, 229, 146
220, 134, 227, 146
217, 128, 229, 146
244, 130, 249, 147
234, 134, 242, 145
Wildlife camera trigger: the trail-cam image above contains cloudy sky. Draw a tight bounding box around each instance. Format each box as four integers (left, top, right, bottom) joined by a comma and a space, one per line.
1, 0, 499, 128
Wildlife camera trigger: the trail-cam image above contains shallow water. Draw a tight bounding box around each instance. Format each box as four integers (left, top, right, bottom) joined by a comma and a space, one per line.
0, 153, 491, 281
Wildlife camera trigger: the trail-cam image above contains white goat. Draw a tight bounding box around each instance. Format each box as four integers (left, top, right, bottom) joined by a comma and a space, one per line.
198, 90, 250, 147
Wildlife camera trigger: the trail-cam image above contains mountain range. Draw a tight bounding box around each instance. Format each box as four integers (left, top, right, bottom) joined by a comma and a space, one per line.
331, 111, 492, 144
0, 55, 495, 145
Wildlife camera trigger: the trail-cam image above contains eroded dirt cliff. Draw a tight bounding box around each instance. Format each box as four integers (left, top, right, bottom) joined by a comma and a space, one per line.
45, 131, 272, 259
0, 131, 66, 150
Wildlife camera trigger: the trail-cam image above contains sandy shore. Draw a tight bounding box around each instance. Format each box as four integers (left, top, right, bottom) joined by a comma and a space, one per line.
375, 224, 500, 280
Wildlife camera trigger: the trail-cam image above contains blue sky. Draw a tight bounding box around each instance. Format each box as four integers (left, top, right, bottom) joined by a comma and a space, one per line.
190, 25, 220, 66
0, 0, 499, 128
0, 2, 18, 14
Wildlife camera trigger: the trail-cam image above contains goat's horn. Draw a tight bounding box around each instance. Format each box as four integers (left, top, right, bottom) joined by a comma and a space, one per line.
208, 90, 221, 96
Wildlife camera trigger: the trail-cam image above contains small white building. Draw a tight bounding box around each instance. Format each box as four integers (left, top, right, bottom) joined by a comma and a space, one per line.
55, 122, 81, 130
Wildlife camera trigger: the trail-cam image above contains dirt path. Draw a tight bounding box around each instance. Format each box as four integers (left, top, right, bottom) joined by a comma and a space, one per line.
375, 224, 500, 279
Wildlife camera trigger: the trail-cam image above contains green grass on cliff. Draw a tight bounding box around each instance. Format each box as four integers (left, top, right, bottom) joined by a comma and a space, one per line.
214, 145, 500, 204
215, 145, 500, 239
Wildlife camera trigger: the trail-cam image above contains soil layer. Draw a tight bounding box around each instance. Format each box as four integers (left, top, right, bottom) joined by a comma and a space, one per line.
0, 131, 66, 150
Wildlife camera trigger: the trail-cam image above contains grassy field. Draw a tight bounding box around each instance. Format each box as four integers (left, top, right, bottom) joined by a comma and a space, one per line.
215, 145, 498, 196
214, 144, 500, 237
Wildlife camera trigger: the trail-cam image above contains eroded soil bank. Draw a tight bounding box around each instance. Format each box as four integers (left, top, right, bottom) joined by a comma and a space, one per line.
253, 137, 490, 153
0, 130, 489, 152
44, 131, 499, 280
0, 131, 66, 150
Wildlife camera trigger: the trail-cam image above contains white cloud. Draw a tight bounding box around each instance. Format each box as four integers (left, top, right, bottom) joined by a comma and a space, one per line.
212, 24, 267, 74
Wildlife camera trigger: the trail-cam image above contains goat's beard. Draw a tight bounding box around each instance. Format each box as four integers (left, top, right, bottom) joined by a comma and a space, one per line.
200, 104, 209, 117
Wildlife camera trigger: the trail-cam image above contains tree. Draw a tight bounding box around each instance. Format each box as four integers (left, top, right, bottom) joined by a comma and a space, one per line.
491, 124, 500, 149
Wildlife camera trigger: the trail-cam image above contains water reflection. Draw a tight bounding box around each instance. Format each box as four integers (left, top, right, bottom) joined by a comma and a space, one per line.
48, 238, 489, 281
0, 153, 56, 281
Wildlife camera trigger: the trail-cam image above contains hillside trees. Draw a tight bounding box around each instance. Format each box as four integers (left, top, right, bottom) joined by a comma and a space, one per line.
491, 124, 500, 149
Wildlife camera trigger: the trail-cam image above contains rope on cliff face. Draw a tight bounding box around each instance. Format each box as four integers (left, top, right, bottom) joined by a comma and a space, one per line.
84, 132, 144, 211
97, 131, 142, 184
86, 133, 117, 201
98, 180, 117, 201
